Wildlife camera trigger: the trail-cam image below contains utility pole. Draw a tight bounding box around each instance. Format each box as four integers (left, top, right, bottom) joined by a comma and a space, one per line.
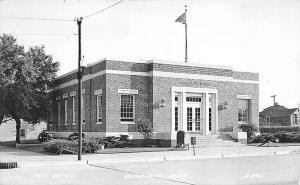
271, 95, 277, 106
76, 17, 83, 161
184, 5, 187, 63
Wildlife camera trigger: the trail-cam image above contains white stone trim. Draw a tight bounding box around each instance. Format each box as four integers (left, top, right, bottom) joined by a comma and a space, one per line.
82, 89, 85, 94
171, 87, 219, 140
106, 69, 149, 77
172, 87, 218, 94
120, 122, 135, 125
94, 89, 102, 95
118, 89, 138, 94
237, 95, 252, 99
63, 94, 68, 99
48, 70, 259, 92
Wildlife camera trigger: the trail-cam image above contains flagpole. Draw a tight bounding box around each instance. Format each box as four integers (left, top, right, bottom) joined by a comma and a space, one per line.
185, 5, 188, 63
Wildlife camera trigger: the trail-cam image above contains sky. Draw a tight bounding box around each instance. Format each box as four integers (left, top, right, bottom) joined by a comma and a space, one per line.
0, 0, 300, 111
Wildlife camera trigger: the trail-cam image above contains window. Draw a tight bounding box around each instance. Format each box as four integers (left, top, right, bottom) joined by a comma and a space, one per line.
64, 99, 68, 125
175, 107, 178, 131
195, 108, 201, 131
20, 129, 25, 137
81, 94, 85, 123
96, 95, 102, 123
293, 114, 297, 125
120, 95, 134, 122
187, 107, 192, 131
186, 96, 201, 102
57, 101, 61, 125
238, 99, 249, 122
72, 96, 76, 125
175, 97, 178, 102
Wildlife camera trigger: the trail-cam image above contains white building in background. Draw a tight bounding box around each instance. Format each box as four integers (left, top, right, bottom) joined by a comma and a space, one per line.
0, 119, 47, 142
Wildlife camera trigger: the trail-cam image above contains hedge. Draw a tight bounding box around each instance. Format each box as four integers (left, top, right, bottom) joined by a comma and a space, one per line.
44, 136, 131, 154
259, 126, 300, 134
250, 132, 300, 143
44, 138, 102, 154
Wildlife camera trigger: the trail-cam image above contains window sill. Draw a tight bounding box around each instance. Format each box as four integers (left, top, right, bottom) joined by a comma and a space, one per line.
237, 121, 248, 124
96, 122, 102, 125
58, 124, 61, 126
120, 122, 135, 124
72, 123, 77, 125
64, 124, 68, 126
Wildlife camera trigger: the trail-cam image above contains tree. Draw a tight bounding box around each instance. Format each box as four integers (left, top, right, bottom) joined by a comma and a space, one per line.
0, 34, 59, 143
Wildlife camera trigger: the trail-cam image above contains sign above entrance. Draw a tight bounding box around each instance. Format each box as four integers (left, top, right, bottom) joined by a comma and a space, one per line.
118, 89, 138, 95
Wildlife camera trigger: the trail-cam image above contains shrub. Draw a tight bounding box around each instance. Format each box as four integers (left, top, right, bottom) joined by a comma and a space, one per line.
218, 126, 233, 132
67, 133, 85, 141
259, 133, 276, 143
291, 135, 300, 142
238, 123, 258, 142
37, 131, 52, 143
260, 126, 300, 134
44, 138, 101, 154
136, 118, 154, 146
120, 135, 129, 142
98, 136, 130, 148
274, 133, 294, 143
136, 119, 153, 139
250, 132, 300, 143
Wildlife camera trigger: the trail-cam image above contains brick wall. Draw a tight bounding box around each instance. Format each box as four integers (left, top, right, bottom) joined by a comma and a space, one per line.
48, 59, 259, 146
105, 73, 150, 133
150, 77, 259, 138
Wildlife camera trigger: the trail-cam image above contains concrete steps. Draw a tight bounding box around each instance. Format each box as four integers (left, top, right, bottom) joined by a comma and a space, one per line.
185, 133, 245, 147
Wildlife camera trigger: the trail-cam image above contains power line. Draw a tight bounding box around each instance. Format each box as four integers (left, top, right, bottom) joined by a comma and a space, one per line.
13, 33, 77, 36
2, 16, 74, 22
1, 0, 124, 22
83, 0, 124, 19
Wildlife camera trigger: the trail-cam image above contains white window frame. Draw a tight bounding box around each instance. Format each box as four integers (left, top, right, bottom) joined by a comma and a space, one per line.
238, 99, 249, 124
96, 94, 103, 124
120, 94, 135, 124
64, 98, 68, 125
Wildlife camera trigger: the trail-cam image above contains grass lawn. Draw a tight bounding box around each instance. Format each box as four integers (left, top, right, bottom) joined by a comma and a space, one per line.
0, 140, 187, 155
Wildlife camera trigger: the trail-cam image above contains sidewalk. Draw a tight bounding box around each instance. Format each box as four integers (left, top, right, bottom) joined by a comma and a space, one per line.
1, 144, 300, 168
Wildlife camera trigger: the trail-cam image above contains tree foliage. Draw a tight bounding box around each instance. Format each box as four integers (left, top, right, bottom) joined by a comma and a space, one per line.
0, 34, 59, 143
136, 118, 153, 139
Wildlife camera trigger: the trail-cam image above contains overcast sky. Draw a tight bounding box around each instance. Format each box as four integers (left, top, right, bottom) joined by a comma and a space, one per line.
0, 0, 299, 111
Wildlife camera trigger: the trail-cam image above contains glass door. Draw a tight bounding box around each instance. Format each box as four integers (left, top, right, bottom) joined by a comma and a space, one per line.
186, 106, 202, 132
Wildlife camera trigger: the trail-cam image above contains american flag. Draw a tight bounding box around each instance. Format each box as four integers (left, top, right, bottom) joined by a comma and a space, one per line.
175, 12, 186, 24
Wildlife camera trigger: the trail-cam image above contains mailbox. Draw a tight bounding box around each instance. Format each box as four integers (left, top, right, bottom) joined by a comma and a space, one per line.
177, 130, 185, 146
191, 137, 196, 145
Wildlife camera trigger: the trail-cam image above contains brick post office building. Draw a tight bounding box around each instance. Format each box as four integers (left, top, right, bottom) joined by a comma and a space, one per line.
47, 59, 259, 146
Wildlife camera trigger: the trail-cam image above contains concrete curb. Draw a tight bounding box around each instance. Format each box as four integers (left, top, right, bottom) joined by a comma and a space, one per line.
8, 150, 295, 168
18, 160, 87, 168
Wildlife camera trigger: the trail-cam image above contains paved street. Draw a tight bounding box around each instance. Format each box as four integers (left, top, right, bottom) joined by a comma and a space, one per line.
1, 154, 300, 185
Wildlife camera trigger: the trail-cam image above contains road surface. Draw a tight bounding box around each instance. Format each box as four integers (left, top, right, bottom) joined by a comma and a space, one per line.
1, 154, 300, 185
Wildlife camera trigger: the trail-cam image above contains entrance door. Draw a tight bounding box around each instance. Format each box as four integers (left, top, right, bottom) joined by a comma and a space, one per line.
186, 105, 203, 132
